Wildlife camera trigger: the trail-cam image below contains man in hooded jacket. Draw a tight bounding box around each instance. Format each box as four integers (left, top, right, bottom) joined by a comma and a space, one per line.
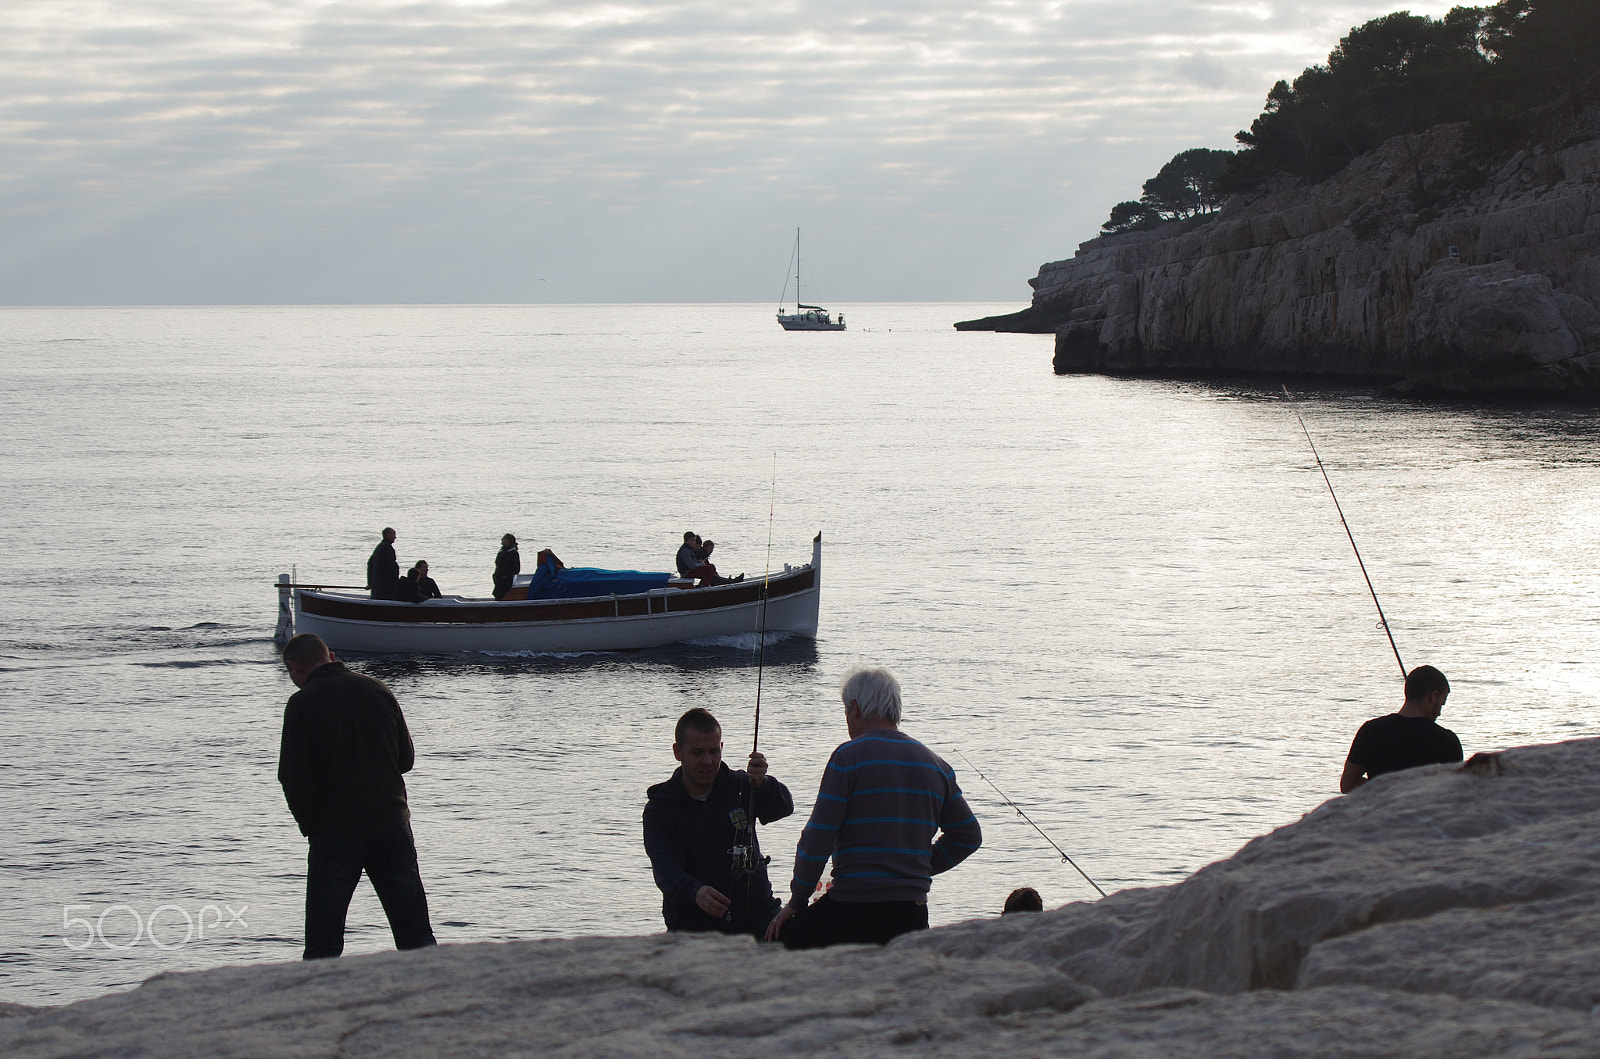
643, 708, 793, 937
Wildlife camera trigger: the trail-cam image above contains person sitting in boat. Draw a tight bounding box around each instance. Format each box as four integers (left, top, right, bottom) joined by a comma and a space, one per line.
398, 561, 442, 603
415, 560, 441, 599
675, 531, 704, 579
674, 532, 740, 586
699, 541, 743, 585
493, 534, 520, 600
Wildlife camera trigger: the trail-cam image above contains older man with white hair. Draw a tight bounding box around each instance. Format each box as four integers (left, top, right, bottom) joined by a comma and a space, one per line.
765, 665, 982, 948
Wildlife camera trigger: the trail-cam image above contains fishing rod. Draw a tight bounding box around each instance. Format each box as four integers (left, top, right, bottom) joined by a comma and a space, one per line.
731, 455, 779, 882
1283, 386, 1407, 678
955, 750, 1106, 898
750, 452, 777, 755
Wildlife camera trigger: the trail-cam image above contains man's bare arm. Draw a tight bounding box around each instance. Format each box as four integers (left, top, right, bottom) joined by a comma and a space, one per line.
1339, 757, 1367, 794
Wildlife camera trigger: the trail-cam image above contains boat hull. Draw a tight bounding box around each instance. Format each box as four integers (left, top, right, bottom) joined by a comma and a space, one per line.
286, 538, 822, 655
777, 313, 845, 331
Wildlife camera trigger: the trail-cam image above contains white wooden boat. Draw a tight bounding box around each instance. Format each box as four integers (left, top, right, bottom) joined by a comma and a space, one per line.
776, 228, 845, 331
276, 534, 821, 654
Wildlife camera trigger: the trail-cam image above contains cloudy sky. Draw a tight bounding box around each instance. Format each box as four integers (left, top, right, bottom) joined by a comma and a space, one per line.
2, 0, 1455, 304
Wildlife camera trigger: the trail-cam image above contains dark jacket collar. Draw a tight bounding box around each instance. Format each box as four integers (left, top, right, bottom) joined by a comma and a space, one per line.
648, 761, 733, 802
305, 660, 349, 684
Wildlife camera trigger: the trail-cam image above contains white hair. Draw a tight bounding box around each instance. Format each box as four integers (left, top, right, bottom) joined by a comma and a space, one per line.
839, 665, 902, 724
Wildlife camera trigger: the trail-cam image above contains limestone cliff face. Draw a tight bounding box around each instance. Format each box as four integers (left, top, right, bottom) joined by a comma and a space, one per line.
965, 111, 1600, 394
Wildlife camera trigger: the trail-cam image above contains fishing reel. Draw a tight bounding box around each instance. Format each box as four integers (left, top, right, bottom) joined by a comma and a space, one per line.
728, 842, 770, 879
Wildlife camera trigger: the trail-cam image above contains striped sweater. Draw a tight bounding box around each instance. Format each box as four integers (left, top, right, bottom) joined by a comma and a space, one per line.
789, 728, 982, 905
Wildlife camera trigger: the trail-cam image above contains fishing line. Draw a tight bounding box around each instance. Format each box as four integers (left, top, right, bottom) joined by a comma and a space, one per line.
1283, 386, 1406, 678
955, 750, 1106, 898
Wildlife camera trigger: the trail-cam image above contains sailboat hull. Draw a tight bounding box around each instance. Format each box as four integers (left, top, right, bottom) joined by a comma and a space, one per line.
777, 311, 846, 331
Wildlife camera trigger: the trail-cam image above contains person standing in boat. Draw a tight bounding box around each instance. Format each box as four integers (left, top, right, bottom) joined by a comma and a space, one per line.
643, 707, 794, 938
766, 665, 982, 949
493, 533, 520, 600
277, 633, 437, 959
367, 527, 400, 600
1340, 665, 1463, 793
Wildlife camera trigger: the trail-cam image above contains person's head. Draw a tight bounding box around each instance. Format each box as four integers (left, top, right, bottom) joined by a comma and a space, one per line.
502, 533, 517, 548
415, 560, 429, 576
405, 565, 422, 581
382, 527, 396, 543
672, 708, 723, 796
282, 633, 333, 688
1403, 665, 1450, 718
683, 530, 697, 544
1002, 887, 1043, 914
839, 665, 902, 734
702, 540, 715, 554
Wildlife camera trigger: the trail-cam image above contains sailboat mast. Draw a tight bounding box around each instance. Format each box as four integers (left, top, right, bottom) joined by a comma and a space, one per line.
794, 227, 801, 312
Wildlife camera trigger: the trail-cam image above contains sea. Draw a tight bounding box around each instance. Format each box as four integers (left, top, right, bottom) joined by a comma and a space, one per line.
2, 302, 1598, 1006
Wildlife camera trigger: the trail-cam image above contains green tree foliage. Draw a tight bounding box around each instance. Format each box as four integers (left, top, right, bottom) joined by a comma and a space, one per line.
1483, 0, 1600, 113
1102, 148, 1233, 234
1219, 0, 1600, 192
1142, 149, 1234, 218
1101, 201, 1163, 235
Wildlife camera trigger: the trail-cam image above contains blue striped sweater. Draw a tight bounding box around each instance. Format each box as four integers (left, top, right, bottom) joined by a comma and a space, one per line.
789, 728, 982, 904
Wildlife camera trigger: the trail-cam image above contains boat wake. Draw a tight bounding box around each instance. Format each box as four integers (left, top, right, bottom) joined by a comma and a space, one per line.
474, 649, 611, 660
682, 630, 798, 651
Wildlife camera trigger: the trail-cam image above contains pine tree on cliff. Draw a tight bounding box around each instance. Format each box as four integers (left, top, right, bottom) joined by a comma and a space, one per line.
1102, 149, 1232, 234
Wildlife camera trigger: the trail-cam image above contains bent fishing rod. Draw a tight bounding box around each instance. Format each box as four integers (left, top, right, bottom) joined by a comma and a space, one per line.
955, 749, 1106, 898
1283, 386, 1406, 678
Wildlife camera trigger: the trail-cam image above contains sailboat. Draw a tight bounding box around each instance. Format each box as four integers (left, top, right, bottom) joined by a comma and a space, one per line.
776, 229, 846, 331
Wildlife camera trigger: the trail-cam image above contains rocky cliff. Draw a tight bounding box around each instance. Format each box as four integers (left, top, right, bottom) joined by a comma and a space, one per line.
3, 738, 1597, 1056
961, 106, 1600, 394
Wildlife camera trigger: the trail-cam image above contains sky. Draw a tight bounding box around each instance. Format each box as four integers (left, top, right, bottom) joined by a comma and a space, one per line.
1, 0, 1458, 305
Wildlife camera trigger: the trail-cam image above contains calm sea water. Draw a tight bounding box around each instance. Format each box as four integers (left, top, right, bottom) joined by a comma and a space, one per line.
3, 303, 1598, 1006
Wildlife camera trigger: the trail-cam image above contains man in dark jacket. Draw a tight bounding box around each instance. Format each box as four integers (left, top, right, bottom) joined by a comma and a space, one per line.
643, 708, 793, 938
493, 533, 520, 599
278, 633, 436, 959
367, 527, 400, 600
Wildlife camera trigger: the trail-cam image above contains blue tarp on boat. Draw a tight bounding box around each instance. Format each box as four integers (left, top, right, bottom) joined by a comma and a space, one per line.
526, 556, 672, 600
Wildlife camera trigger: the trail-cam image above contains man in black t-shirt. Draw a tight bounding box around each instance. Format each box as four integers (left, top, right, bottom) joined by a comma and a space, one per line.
1340, 664, 1463, 793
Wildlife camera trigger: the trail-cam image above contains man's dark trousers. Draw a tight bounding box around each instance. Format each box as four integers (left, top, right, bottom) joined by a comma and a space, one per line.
303, 825, 436, 959
780, 893, 928, 949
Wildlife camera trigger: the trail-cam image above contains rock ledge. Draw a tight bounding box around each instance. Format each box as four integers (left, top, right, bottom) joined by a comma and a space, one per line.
3, 739, 1598, 1056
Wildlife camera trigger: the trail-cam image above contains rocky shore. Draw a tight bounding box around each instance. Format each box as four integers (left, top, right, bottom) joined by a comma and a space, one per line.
2, 737, 1596, 1056
960, 105, 1600, 395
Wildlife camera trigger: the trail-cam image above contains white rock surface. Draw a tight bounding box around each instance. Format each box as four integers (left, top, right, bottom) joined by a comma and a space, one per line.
2, 739, 1597, 1056
900, 740, 1600, 997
